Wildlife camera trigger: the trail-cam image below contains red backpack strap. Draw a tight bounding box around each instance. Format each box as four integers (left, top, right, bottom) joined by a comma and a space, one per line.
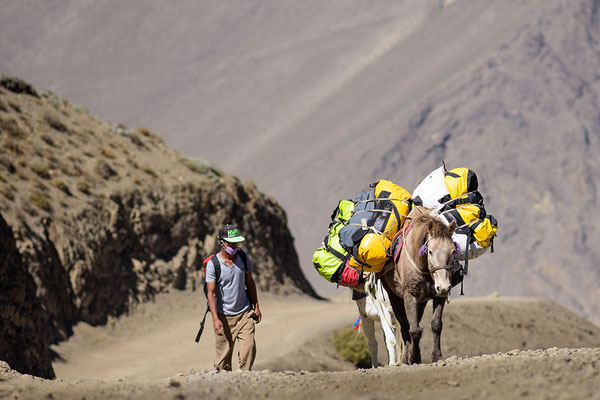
202, 254, 221, 281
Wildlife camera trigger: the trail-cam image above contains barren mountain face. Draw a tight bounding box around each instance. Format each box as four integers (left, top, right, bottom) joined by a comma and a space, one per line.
1, 0, 599, 327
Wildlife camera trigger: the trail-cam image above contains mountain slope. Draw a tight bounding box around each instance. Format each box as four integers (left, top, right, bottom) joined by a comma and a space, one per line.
1, 0, 599, 324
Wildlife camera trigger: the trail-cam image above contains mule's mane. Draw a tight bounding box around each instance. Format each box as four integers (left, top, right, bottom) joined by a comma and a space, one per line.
413, 214, 452, 238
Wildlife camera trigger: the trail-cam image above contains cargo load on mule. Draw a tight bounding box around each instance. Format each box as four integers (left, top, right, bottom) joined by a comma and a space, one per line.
412, 163, 498, 289
313, 164, 497, 294
312, 180, 412, 288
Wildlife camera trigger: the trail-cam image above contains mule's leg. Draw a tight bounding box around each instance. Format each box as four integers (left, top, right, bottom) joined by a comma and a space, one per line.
383, 280, 409, 364
380, 310, 397, 365
404, 295, 423, 364
356, 298, 379, 368
431, 297, 446, 363
362, 314, 379, 368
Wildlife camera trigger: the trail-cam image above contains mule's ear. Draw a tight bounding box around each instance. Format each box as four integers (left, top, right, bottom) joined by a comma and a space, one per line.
426, 219, 436, 231
448, 220, 456, 233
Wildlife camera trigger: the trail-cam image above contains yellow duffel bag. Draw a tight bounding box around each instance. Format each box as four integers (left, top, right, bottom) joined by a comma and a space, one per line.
348, 232, 391, 273
373, 179, 412, 241
444, 167, 479, 199
471, 214, 498, 249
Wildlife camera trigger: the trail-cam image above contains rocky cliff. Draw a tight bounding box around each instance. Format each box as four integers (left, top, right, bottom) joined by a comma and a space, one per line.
0, 212, 54, 379
0, 75, 317, 378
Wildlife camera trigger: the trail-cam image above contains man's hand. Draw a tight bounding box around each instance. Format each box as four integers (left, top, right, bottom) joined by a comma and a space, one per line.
253, 306, 262, 324
213, 318, 224, 335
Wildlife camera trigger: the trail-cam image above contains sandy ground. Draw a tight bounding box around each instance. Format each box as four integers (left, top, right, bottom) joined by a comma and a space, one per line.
1, 289, 600, 399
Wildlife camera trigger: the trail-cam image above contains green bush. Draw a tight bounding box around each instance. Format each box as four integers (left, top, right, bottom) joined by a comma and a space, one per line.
332, 326, 371, 368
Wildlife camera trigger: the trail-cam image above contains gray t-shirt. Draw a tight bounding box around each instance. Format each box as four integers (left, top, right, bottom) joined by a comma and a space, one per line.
205, 252, 253, 316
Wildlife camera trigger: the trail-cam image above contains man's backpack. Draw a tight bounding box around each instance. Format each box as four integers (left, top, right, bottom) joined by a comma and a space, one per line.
195, 250, 250, 343
201, 251, 249, 296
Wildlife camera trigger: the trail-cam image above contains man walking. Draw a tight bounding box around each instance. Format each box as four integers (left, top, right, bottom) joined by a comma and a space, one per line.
206, 224, 262, 371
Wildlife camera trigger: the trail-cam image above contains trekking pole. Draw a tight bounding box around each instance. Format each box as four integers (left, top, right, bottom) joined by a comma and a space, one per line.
194, 307, 210, 343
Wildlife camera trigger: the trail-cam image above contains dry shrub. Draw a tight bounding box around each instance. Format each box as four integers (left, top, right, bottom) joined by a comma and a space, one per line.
7, 101, 20, 113
53, 180, 72, 196
0, 75, 39, 97
137, 127, 152, 137
77, 181, 91, 195
59, 161, 83, 177
95, 160, 118, 179
140, 164, 157, 177
181, 158, 223, 180
101, 147, 116, 159
127, 157, 139, 169
29, 191, 52, 212
1, 187, 14, 201
31, 163, 51, 180
44, 113, 68, 133
1, 118, 26, 139
3, 140, 24, 155
331, 326, 371, 368
41, 135, 56, 147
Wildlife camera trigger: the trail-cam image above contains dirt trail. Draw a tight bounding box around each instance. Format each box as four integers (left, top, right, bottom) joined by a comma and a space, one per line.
1, 290, 599, 399
51, 290, 359, 380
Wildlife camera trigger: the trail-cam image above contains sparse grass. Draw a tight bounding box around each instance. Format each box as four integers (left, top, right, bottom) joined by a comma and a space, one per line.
1, 118, 26, 139
47, 155, 61, 170
3, 140, 24, 155
140, 164, 157, 178
44, 113, 68, 133
332, 326, 371, 368
7, 100, 20, 113
135, 127, 164, 145
29, 190, 52, 213
127, 157, 139, 169
95, 160, 118, 179
0, 74, 39, 97
53, 180, 72, 196
16, 170, 28, 181
101, 147, 116, 159
31, 163, 51, 179
1, 187, 14, 201
77, 181, 91, 195
41, 134, 56, 147
118, 144, 130, 156
137, 127, 152, 137
181, 158, 223, 180
59, 161, 83, 177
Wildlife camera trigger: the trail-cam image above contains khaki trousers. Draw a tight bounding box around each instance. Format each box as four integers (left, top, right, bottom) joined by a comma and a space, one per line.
214, 309, 256, 371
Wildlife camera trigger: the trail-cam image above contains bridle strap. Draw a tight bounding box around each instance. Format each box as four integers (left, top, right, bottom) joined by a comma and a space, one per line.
428, 263, 453, 273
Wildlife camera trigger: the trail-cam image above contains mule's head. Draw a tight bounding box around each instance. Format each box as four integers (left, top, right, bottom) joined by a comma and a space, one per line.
420, 220, 457, 297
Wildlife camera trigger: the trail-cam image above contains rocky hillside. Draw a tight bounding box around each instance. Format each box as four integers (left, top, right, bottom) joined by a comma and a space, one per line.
0, 75, 316, 378
0, 212, 54, 379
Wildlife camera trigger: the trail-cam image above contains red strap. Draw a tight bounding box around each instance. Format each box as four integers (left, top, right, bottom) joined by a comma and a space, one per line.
393, 222, 414, 264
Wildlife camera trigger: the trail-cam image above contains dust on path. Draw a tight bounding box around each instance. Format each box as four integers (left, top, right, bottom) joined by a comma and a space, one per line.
2, 347, 599, 400
50, 290, 359, 380
2, 291, 600, 399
